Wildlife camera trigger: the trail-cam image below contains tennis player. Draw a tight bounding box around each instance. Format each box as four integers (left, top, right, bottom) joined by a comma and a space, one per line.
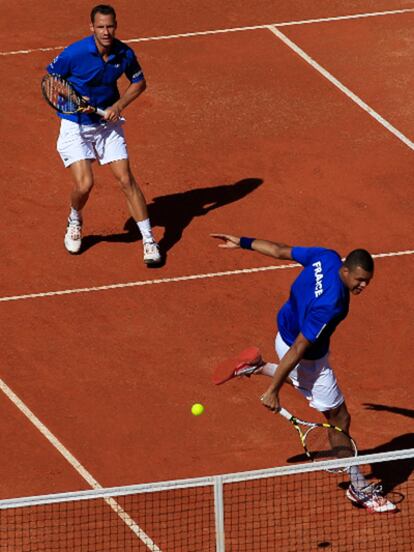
46, 4, 161, 264
211, 233, 396, 513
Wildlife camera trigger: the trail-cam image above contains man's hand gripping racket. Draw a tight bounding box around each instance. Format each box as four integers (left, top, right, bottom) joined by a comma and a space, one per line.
41, 74, 107, 117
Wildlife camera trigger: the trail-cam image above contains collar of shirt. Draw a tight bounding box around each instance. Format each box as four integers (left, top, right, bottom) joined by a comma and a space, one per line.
86, 35, 121, 62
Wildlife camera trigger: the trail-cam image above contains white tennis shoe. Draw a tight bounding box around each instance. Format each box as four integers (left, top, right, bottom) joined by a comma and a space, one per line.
346, 483, 397, 513
143, 241, 161, 264
234, 360, 263, 378
64, 219, 82, 254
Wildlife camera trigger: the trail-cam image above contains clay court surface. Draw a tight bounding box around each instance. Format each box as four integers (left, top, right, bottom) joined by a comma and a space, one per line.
0, 0, 413, 514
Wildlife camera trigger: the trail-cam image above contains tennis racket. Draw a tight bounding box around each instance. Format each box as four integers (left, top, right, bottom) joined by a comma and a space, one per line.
41, 74, 106, 116
278, 407, 357, 472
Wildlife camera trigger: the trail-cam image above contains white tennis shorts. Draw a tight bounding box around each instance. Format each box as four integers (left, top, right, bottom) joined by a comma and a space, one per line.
275, 333, 344, 412
57, 118, 128, 168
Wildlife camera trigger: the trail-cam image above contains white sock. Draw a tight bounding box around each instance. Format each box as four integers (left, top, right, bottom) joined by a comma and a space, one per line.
69, 207, 82, 222
349, 466, 368, 490
259, 362, 278, 377
137, 218, 154, 243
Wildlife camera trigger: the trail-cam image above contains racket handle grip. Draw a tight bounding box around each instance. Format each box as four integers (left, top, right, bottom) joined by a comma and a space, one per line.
278, 407, 293, 420
96, 107, 107, 117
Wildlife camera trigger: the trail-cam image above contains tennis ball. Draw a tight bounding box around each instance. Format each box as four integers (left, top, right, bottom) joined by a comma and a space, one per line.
191, 403, 205, 416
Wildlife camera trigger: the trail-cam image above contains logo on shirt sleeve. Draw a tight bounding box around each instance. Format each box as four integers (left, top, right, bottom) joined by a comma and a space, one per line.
49, 55, 60, 69
312, 261, 324, 297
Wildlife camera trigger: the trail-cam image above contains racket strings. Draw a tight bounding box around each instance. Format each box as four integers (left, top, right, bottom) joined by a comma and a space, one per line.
43, 75, 80, 113
304, 426, 334, 461
304, 425, 356, 462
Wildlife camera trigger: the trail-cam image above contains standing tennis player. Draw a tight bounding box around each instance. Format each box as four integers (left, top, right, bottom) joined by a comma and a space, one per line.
46, 4, 161, 264
211, 233, 396, 513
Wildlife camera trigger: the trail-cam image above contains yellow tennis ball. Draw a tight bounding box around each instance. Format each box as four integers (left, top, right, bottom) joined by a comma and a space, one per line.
191, 403, 204, 416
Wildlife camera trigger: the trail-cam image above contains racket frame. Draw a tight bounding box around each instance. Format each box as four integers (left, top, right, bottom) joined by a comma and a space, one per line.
278, 407, 357, 472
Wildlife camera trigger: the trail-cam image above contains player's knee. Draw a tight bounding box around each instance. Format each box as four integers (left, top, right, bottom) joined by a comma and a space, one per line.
117, 174, 133, 193
75, 177, 94, 195
337, 409, 351, 431
326, 403, 351, 431
119, 175, 141, 198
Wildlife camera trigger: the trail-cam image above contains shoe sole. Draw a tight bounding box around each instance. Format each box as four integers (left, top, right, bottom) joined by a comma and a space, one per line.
64, 240, 81, 255
144, 257, 162, 265
64, 244, 81, 255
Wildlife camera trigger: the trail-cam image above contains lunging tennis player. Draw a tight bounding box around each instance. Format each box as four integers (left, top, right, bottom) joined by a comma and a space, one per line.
211, 233, 396, 513
46, 4, 161, 264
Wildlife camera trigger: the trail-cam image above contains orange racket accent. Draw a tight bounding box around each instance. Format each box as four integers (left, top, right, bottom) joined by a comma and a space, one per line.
212, 346, 261, 385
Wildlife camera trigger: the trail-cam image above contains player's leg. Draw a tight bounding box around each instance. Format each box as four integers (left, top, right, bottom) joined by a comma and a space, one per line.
229, 333, 297, 382
322, 403, 370, 493
312, 371, 367, 488
94, 121, 161, 264
228, 333, 295, 382
63, 159, 94, 254
305, 357, 355, 458
57, 120, 97, 254
69, 159, 94, 212
109, 159, 148, 220
321, 402, 355, 457
257, 332, 296, 385
320, 378, 396, 512
109, 159, 161, 264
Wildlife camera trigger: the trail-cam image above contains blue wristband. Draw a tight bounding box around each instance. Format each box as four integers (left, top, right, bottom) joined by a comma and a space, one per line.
240, 237, 255, 250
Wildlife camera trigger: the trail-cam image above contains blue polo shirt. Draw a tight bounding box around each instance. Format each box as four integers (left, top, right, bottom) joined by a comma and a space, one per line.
277, 247, 349, 360
46, 35, 144, 124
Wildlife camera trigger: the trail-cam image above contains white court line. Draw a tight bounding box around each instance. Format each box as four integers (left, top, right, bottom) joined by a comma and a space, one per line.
0, 8, 413, 56
0, 377, 162, 551
0, 250, 413, 304
128, 8, 414, 43
267, 25, 414, 151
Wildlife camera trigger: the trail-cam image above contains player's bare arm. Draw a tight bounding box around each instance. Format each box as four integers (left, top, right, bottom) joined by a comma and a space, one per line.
211, 233, 293, 259
105, 80, 147, 122
261, 333, 310, 411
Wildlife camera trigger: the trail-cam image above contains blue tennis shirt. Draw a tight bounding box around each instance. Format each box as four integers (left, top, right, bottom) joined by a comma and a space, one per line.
277, 247, 349, 360
46, 35, 144, 124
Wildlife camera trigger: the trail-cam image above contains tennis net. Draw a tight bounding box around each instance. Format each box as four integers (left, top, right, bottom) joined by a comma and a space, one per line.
0, 448, 412, 551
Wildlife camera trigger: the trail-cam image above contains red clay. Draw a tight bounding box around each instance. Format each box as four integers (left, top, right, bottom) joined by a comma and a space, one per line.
0, 3, 412, 525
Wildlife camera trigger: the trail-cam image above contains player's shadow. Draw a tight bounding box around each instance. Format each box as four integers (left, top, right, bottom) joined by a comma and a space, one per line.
359, 433, 414, 494
81, 177, 263, 263
363, 403, 414, 419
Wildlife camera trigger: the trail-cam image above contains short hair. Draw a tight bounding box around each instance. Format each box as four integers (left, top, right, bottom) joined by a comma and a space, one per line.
90, 4, 116, 23
343, 249, 374, 272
